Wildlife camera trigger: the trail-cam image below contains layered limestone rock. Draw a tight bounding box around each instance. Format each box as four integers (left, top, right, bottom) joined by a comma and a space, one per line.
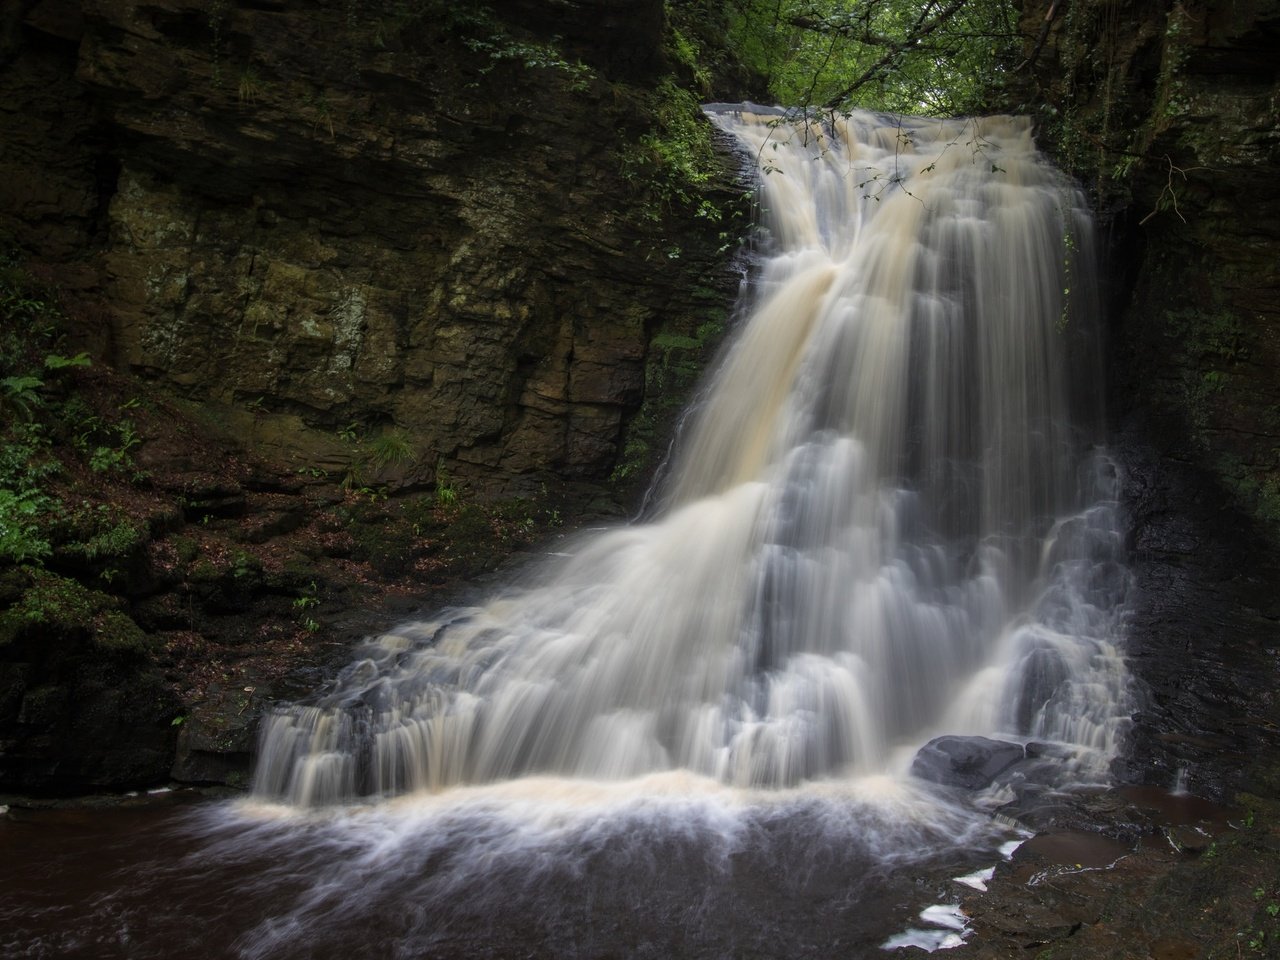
1, 0, 741, 495
0, 0, 743, 793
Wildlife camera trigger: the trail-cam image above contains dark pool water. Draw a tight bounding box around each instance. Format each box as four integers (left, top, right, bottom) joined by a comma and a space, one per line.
1, 778, 1021, 960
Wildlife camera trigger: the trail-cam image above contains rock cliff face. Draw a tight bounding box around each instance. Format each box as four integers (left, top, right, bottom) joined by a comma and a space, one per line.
1, 0, 741, 495
1016, 0, 1280, 534
0, 0, 745, 794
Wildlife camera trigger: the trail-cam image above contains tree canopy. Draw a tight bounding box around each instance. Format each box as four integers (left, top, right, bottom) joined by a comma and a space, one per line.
720, 0, 1022, 116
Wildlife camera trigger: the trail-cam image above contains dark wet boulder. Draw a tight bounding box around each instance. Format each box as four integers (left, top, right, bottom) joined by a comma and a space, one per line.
911, 736, 1026, 790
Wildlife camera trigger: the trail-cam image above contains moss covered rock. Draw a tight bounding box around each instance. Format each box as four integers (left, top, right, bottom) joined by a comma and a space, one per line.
0, 569, 178, 792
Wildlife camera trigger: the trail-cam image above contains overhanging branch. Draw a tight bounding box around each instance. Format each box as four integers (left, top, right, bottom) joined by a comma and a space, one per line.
820, 0, 970, 108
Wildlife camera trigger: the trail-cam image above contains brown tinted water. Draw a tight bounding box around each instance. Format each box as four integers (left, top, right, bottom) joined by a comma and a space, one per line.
1, 783, 1013, 960
2, 106, 1132, 960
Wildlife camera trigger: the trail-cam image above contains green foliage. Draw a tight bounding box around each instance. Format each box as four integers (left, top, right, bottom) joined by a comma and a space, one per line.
0, 423, 59, 565
623, 0, 1021, 229
0, 254, 80, 422
6, 569, 98, 625
88, 420, 142, 475
723, 0, 1020, 116
0, 568, 150, 656
61, 505, 143, 562
613, 308, 727, 485
1216, 454, 1280, 530
237, 66, 262, 105
621, 77, 721, 220
434, 457, 462, 507
466, 34, 594, 91
63, 403, 142, 481
44, 352, 90, 372
0, 251, 161, 575
340, 424, 419, 491
0, 254, 60, 351
368, 429, 417, 471
668, 25, 713, 94
231, 550, 260, 580
1, 375, 44, 422
0, 488, 52, 564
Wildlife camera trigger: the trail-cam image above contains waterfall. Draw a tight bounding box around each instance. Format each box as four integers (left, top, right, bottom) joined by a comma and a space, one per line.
252, 107, 1129, 808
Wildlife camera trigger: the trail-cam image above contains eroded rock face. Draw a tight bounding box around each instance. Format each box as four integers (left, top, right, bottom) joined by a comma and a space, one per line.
0, 0, 746, 795
2, 0, 740, 494
1016, 0, 1280, 537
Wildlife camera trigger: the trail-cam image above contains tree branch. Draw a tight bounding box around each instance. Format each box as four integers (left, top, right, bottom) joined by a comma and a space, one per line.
820, 0, 971, 109
1014, 0, 1060, 73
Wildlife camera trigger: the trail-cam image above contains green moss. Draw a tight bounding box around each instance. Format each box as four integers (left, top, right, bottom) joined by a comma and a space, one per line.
1157, 304, 1280, 537
92, 610, 151, 656
650, 332, 701, 353
1155, 305, 1250, 452
171, 535, 200, 564
6, 569, 100, 625
349, 516, 414, 577
612, 307, 729, 486
0, 569, 152, 659
57, 503, 146, 569
189, 559, 219, 583
1166, 306, 1249, 365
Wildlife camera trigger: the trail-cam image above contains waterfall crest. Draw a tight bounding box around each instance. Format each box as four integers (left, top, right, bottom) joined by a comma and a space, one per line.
252, 108, 1129, 807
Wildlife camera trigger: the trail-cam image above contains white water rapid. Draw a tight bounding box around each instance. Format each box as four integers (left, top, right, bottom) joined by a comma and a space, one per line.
252, 107, 1130, 813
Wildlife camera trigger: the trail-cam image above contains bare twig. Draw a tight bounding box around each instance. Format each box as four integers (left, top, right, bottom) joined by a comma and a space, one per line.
1139, 155, 1205, 225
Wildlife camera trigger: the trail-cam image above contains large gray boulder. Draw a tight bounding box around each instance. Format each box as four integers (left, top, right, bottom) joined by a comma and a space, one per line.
911, 735, 1026, 790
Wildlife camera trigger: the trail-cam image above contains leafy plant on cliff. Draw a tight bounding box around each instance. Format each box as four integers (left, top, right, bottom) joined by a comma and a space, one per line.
0, 254, 156, 572
368, 429, 417, 472
434, 458, 462, 507
339, 425, 419, 492
0, 417, 60, 565
0, 488, 52, 564
620, 77, 720, 222
0, 258, 70, 564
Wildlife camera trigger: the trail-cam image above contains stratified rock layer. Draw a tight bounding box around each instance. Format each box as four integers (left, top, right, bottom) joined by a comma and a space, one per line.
0, 0, 745, 794
1, 0, 740, 494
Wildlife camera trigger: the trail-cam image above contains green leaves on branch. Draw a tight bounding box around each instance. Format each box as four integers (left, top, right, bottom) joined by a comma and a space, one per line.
724, 0, 1020, 116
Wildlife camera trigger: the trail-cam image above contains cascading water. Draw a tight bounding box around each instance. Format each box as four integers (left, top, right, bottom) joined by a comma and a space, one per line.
252, 107, 1130, 811
1, 108, 1137, 960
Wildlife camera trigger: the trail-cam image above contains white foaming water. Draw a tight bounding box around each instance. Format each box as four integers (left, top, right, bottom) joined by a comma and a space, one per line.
250, 108, 1130, 822
0, 109, 1141, 960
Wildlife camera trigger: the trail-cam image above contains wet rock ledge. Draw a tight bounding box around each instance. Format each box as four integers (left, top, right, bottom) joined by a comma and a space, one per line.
960, 434, 1280, 960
